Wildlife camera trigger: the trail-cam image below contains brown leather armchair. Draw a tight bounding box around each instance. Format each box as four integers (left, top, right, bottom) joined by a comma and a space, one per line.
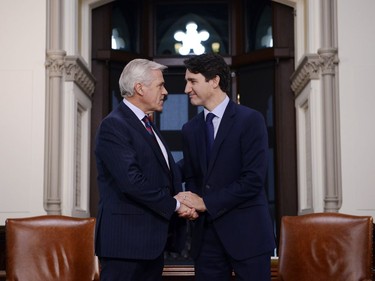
6, 215, 99, 281
278, 212, 373, 281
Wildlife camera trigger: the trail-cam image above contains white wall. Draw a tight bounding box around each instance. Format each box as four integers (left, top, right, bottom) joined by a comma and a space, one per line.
0, 1, 47, 224
337, 0, 375, 217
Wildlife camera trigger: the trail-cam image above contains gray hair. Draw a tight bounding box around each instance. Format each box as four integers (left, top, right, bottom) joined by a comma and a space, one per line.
119, 59, 167, 98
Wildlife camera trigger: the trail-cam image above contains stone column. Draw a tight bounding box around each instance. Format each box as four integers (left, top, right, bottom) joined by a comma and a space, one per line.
44, 0, 65, 214
319, 0, 341, 212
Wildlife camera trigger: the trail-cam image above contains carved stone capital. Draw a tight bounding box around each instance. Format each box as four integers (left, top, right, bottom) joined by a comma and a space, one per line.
46, 50, 67, 77
318, 48, 339, 75
64, 55, 96, 97
291, 51, 339, 95
46, 52, 96, 97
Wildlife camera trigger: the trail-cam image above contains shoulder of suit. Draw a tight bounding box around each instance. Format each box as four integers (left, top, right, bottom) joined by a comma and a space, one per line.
228, 103, 265, 121
185, 111, 204, 125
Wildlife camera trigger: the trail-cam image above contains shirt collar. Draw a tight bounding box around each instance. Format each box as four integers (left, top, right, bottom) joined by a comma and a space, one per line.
204, 95, 230, 119
123, 98, 148, 121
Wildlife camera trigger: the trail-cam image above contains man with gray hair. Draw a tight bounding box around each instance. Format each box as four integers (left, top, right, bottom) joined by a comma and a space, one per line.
95, 58, 197, 281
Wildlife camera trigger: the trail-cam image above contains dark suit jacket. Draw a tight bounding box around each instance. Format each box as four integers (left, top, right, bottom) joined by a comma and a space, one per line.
94, 102, 183, 260
181, 100, 276, 260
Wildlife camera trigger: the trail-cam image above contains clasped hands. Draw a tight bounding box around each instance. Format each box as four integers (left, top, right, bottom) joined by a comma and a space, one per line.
174, 191, 207, 221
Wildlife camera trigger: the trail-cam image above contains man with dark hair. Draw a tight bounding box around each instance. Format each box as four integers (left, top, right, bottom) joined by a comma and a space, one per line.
176, 53, 275, 281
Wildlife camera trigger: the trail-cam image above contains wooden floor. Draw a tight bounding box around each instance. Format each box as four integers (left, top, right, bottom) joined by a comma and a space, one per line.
0, 259, 279, 281
1, 262, 374, 280
162, 258, 280, 280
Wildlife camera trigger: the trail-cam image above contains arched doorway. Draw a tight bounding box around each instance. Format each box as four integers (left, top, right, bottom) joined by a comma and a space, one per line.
89, 0, 297, 277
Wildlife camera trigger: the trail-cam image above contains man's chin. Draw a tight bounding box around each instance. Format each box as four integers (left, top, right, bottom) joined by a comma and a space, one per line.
190, 100, 202, 106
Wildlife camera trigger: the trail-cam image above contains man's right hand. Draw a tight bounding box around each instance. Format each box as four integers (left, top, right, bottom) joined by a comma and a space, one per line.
176, 202, 199, 220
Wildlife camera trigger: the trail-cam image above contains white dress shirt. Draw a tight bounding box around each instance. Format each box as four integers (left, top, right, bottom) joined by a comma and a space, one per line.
203, 95, 230, 138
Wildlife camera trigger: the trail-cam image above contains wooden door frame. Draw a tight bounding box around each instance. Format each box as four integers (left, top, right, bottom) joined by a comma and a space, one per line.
89, 1, 297, 278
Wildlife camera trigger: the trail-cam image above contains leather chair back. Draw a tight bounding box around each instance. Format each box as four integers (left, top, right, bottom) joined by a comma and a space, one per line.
278, 212, 373, 281
6, 215, 99, 281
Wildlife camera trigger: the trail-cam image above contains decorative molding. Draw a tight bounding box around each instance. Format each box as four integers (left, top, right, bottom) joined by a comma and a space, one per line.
318, 47, 339, 75
290, 51, 339, 95
45, 50, 66, 77
74, 104, 83, 211
70, 90, 92, 217
65, 55, 96, 97
291, 0, 341, 214
290, 54, 321, 95
46, 53, 95, 97
296, 95, 314, 215
45, 51, 96, 215
291, 49, 341, 213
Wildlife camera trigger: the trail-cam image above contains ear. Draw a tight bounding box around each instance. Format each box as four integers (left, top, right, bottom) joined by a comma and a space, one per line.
134, 83, 143, 95
211, 75, 220, 89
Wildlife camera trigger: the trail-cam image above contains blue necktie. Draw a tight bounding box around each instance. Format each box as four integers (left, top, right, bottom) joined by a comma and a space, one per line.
205, 113, 215, 162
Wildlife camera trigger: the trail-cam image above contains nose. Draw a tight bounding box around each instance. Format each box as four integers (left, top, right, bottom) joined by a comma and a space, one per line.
163, 85, 168, 96
184, 83, 191, 94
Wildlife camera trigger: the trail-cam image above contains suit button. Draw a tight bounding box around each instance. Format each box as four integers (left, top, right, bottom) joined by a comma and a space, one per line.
205, 185, 211, 189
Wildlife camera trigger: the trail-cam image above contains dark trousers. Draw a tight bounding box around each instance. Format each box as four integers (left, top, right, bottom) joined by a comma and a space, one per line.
194, 225, 272, 281
99, 254, 164, 281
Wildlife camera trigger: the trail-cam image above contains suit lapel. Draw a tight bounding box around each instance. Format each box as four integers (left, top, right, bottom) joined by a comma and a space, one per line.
154, 129, 182, 193
119, 103, 170, 174
152, 124, 174, 172
196, 113, 209, 174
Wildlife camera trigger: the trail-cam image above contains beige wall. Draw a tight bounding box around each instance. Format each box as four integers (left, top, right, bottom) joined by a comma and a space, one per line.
337, 0, 375, 216
0, 1, 47, 224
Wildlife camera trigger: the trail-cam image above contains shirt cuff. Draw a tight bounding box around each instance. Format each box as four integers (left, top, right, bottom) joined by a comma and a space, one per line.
175, 199, 181, 211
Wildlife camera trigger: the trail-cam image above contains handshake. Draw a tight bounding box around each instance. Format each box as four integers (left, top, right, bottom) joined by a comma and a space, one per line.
174, 191, 207, 221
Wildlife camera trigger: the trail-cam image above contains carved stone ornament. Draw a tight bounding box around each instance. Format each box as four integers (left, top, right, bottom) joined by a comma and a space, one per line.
291, 51, 339, 95
318, 48, 339, 75
45, 50, 66, 77
65, 55, 96, 97
46, 51, 96, 97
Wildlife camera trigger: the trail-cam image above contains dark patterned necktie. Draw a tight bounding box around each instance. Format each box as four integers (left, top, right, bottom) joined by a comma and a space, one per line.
205, 113, 215, 162
142, 115, 157, 141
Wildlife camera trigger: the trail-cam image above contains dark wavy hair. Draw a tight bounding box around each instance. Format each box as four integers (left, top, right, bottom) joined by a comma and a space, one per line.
184, 53, 231, 94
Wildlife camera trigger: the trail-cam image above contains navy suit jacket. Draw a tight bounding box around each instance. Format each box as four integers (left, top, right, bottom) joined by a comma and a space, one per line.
181, 100, 276, 260
94, 102, 183, 260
